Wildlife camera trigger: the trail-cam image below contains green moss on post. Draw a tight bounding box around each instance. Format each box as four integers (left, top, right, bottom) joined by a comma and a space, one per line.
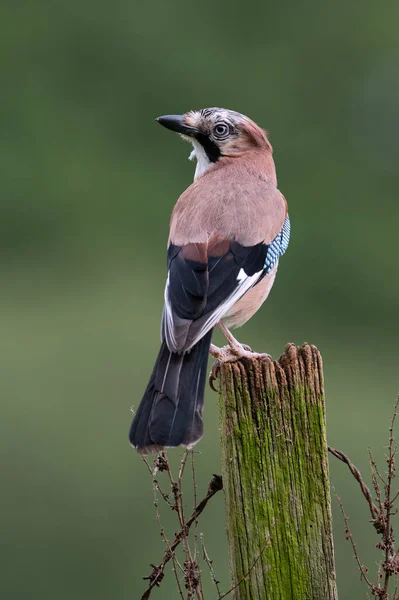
218, 343, 337, 600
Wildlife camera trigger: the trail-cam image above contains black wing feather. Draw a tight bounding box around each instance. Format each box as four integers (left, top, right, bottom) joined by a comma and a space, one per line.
167, 248, 208, 320
164, 215, 290, 352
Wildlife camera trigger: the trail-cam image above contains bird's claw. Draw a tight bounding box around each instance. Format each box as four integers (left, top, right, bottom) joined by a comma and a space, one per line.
208, 340, 271, 392
241, 343, 252, 352
208, 344, 272, 392
209, 360, 221, 392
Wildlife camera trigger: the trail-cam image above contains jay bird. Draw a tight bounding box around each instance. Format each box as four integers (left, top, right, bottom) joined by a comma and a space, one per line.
130, 108, 290, 454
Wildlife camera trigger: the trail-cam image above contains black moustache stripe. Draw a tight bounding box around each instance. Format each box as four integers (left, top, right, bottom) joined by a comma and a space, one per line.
195, 133, 221, 163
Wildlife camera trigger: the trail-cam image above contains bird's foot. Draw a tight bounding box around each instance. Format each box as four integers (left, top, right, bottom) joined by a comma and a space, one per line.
208, 343, 271, 392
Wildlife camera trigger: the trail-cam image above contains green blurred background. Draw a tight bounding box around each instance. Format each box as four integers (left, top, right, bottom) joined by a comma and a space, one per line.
2, 0, 399, 598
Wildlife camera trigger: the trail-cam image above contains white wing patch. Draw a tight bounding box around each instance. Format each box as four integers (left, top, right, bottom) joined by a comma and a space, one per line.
237, 268, 247, 282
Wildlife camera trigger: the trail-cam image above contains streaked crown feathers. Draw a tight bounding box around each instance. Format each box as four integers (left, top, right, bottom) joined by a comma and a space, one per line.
184, 107, 271, 155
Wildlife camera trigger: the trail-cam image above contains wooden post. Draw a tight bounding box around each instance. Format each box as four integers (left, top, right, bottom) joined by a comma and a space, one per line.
218, 343, 337, 600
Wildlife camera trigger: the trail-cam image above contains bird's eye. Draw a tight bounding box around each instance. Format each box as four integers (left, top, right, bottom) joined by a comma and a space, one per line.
213, 123, 229, 138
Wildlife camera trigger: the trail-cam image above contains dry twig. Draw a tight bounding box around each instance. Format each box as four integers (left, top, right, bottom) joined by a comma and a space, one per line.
333, 489, 373, 588
200, 533, 222, 597
140, 453, 223, 600
330, 397, 399, 599
217, 535, 270, 600
328, 446, 379, 525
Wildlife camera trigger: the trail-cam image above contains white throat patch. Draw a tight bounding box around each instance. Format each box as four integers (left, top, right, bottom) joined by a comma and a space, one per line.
189, 139, 212, 181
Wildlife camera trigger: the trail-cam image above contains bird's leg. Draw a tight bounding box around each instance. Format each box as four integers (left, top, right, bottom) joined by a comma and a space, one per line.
208, 323, 271, 392
218, 322, 253, 354
218, 321, 271, 360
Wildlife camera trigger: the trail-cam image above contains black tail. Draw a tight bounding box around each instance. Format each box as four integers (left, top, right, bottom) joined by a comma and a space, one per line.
129, 330, 213, 454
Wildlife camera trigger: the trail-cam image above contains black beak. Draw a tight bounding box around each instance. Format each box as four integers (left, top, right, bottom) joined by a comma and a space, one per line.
156, 114, 198, 137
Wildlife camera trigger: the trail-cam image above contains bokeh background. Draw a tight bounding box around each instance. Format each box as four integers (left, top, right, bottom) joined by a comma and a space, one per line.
2, 1, 399, 598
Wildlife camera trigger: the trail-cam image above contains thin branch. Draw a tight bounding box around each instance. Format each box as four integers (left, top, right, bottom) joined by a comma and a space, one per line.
331, 396, 399, 599
368, 448, 388, 488
147, 465, 185, 599
141, 473, 223, 600
328, 446, 380, 524
192, 451, 199, 561
166, 450, 196, 594
217, 535, 270, 600
190, 451, 204, 600
369, 449, 384, 516
334, 490, 373, 589
196, 586, 204, 600
381, 398, 399, 593
200, 533, 222, 597
142, 456, 173, 507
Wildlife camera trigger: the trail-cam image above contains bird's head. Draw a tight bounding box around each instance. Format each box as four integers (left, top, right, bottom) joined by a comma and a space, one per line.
156, 107, 271, 180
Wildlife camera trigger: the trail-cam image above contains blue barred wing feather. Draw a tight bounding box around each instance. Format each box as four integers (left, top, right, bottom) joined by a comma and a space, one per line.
264, 216, 290, 273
